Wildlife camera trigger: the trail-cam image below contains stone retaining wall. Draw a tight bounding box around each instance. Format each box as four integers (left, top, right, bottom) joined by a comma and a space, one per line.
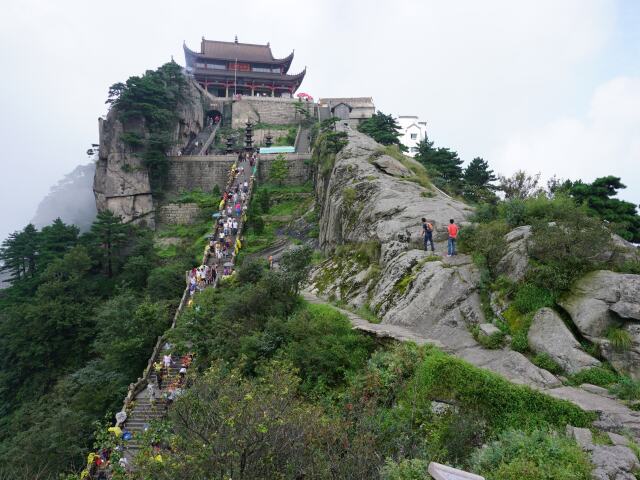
166, 153, 312, 194
157, 203, 203, 225
231, 98, 315, 128
258, 153, 312, 185
166, 155, 235, 194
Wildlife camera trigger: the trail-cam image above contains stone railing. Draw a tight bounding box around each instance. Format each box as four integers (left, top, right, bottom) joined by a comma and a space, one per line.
197, 122, 220, 156
116, 285, 189, 427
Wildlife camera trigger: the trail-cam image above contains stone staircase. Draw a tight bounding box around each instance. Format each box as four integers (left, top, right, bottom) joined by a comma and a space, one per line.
121, 356, 182, 438
86, 154, 260, 477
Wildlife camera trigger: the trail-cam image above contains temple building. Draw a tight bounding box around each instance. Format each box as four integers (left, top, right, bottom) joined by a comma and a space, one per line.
183, 36, 306, 98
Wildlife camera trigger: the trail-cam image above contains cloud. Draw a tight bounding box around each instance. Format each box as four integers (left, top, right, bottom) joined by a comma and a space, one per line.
491, 76, 640, 204
0, 0, 634, 241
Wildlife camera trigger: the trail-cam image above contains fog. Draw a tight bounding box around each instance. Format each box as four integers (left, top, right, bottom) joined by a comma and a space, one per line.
1, 0, 639, 242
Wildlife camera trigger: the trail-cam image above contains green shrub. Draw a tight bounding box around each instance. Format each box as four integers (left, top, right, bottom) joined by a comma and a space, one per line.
567, 367, 618, 387
511, 331, 529, 353
472, 326, 505, 349
254, 189, 271, 214
503, 306, 533, 353
406, 349, 594, 433
470, 429, 592, 480
532, 353, 563, 374
527, 218, 611, 295
380, 458, 429, 480
251, 215, 265, 234
512, 284, 555, 314
500, 199, 527, 227
458, 220, 510, 273
146, 261, 188, 301
607, 326, 632, 352
471, 202, 499, 223
282, 303, 376, 392
610, 377, 640, 400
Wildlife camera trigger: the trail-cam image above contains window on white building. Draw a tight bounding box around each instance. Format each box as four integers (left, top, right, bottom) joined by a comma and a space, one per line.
410, 133, 417, 140
411, 147, 419, 153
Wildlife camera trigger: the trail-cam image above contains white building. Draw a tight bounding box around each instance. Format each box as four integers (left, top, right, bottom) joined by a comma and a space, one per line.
397, 115, 427, 157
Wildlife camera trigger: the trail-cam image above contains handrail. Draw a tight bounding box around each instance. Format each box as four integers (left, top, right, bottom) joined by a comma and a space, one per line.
293, 124, 302, 152
198, 122, 220, 155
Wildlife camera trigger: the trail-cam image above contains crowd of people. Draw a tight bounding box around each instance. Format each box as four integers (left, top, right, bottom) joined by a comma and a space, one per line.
84, 152, 257, 478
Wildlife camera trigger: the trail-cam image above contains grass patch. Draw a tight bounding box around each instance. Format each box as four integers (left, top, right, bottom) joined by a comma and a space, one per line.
610, 377, 640, 400
156, 244, 178, 258
607, 326, 633, 352
355, 304, 381, 324
471, 325, 506, 349
532, 353, 563, 375
408, 348, 595, 432
502, 305, 534, 353
566, 366, 619, 387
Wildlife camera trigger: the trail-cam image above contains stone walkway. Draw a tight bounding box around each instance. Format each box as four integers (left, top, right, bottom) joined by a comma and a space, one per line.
301, 289, 640, 442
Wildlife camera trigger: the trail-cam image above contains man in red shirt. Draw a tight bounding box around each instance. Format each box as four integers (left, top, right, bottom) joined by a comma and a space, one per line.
447, 219, 459, 256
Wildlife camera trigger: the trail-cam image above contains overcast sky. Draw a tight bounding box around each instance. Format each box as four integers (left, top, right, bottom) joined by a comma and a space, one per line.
1, 0, 639, 241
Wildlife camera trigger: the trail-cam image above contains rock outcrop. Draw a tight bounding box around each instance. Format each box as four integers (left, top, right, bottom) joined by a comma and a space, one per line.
528, 308, 600, 373
495, 225, 532, 283
558, 270, 640, 378
310, 130, 559, 389
566, 424, 640, 480
93, 76, 206, 226
315, 130, 473, 251
495, 225, 639, 285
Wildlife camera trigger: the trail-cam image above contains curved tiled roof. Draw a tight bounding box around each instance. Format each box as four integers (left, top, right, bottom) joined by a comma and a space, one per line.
184, 39, 295, 71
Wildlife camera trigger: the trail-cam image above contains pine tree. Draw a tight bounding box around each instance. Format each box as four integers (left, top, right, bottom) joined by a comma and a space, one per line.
568, 176, 640, 242
462, 157, 498, 203
464, 157, 497, 188
415, 135, 463, 191
357, 111, 406, 150
86, 211, 129, 277
0, 224, 40, 281
38, 218, 79, 270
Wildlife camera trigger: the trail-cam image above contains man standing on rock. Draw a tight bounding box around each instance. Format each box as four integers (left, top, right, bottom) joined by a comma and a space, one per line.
447, 219, 459, 256
421, 218, 434, 252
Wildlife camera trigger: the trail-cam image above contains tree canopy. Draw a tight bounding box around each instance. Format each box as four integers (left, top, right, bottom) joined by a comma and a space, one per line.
107, 62, 187, 192
357, 111, 406, 150
566, 176, 640, 242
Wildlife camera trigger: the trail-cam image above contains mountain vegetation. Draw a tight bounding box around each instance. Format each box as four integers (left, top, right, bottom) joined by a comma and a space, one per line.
106, 62, 187, 192
0, 213, 198, 477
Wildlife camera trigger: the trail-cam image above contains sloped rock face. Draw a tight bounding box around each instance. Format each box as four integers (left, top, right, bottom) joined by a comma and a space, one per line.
315, 130, 473, 251
495, 225, 532, 283
559, 270, 640, 378
93, 77, 205, 226
528, 308, 600, 373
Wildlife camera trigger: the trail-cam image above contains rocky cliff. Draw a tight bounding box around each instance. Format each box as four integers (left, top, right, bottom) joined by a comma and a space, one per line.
310, 130, 560, 388
93, 76, 206, 226
308, 128, 640, 453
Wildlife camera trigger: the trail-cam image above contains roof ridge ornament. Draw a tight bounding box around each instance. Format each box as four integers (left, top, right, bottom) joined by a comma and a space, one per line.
235, 35, 238, 43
